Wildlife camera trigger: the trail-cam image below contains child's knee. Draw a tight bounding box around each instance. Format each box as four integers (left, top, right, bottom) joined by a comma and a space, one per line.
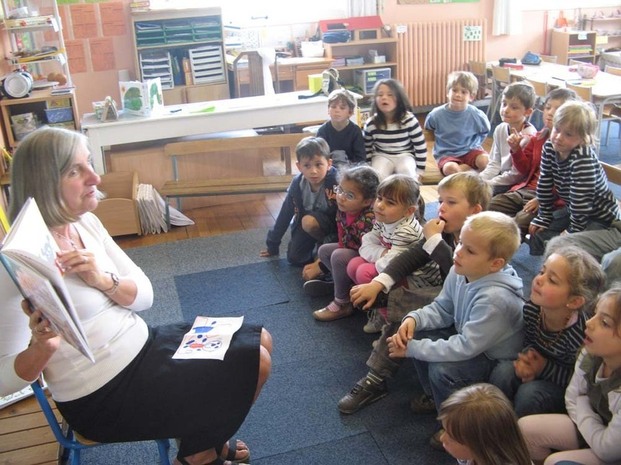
475, 153, 489, 170
301, 215, 324, 240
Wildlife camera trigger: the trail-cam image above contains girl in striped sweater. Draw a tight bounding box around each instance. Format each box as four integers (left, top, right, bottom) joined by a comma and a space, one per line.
490, 245, 605, 417
529, 100, 621, 255
363, 78, 427, 181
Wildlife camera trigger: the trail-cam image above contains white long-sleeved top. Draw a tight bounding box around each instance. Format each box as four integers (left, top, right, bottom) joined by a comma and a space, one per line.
358, 214, 424, 274
0, 213, 153, 402
479, 121, 537, 187
565, 349, 621, 463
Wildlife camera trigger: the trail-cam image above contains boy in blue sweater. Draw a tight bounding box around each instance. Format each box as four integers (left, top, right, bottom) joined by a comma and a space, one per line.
260, 137, 338, 266
388, 211, 524, 448
425, 71, 490, 176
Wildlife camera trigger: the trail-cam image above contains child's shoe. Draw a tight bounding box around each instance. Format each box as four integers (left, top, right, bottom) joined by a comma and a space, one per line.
303, 274, 334, 297
313, 301, 353, 321
409, 392, 436, 414
337, 376, 388, 414
363, 309, 386, 334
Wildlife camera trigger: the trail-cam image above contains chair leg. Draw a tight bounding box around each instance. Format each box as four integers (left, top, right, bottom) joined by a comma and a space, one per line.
156, 438, 172, 465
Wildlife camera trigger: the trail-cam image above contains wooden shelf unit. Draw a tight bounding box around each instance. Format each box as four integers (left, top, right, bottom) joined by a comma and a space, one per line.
550, 29, 597, 65
131, 7, 229, 105
323, 37, 398, 94
0, 88, 79, 148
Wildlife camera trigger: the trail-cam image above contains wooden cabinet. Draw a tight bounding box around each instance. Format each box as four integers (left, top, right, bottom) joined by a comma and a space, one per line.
131, 7, 229, 104
323, 38, 398, 94
1, 89, 79, 148
550, 29, 597, 65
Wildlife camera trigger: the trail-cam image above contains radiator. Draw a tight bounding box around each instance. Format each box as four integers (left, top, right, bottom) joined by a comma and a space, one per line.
396, 19, 487, 108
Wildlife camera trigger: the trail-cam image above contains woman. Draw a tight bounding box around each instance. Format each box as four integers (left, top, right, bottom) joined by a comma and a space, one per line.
0, 127, 272, 465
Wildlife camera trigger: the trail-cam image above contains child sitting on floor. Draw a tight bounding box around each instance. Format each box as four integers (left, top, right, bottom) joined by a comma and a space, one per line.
260, 136, 338, 266
388, 211, 524, 449
307, 165, 379, 321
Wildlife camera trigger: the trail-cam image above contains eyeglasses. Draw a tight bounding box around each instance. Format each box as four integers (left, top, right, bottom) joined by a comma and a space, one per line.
333, 185, 356, 201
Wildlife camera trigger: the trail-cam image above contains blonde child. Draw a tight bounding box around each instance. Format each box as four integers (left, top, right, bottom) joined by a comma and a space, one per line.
488, 88, 577, 241
310, 166, 379, 321
425, 71, 491, 176
438, 383, 532, 465
519, 286, 621, 465
363, 79, 427, 181
347, 174, 433, 332
480, 81, 537, 195
388, 211, 523, 449
316, 88, 366, 168
529, 101, 621, 255
490, 245, 606, 418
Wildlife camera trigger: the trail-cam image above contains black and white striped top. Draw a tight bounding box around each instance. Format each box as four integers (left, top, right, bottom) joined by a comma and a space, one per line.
523, 300, 587, 388
531, 141, 620, 232
363, 111, 427, 171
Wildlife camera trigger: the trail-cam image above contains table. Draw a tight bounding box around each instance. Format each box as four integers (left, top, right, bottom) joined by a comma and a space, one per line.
490, 61, 621, 151
81, 91, 329, 174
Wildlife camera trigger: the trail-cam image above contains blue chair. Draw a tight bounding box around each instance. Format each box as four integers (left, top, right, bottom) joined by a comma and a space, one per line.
31, 380, 171, 465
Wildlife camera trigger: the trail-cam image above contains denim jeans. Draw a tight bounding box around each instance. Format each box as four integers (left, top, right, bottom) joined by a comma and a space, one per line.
489, 359, 566, 417
411, 327, 497, 410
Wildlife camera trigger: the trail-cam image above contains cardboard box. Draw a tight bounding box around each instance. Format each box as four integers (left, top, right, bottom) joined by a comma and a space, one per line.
355, 68, 391, 94
119, 78, 163, 117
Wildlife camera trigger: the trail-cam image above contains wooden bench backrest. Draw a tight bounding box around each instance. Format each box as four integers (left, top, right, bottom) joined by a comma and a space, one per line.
164, 133, 308, 158
602, 162, 621, 187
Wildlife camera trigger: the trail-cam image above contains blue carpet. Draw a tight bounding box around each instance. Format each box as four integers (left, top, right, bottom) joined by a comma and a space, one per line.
175, 261, 290, 321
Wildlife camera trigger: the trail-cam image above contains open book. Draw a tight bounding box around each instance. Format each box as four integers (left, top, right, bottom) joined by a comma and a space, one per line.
0, 198, 95, 363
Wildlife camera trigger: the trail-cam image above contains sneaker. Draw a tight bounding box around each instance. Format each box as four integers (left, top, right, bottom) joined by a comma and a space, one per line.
303, 276, 335, 297
363, 309, 385, 334
337, 377, 388, 414
409, 393, 437, 414
313, 302, 354, 321
429, 428, 445, 451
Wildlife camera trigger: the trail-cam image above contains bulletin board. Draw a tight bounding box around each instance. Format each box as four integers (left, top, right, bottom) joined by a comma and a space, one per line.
397, 0, 479, 4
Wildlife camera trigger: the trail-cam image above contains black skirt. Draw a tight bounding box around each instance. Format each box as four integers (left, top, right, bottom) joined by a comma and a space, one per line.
56, 322, 261, 457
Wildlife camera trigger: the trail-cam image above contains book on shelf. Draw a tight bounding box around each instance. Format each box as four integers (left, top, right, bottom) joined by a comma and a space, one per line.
0, 198, 94, 363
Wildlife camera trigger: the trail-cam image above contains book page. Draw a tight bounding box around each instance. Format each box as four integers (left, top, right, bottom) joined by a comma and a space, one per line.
173, 316, 244, 360
0, 198, 93, 362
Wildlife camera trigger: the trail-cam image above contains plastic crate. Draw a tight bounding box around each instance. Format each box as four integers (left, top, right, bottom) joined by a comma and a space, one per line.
45, 107, 74, 124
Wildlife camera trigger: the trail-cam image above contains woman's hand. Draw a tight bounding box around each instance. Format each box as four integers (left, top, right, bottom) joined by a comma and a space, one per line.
350, 281, 384, 310
23, 301, 61, 353
56, 249, 109, 290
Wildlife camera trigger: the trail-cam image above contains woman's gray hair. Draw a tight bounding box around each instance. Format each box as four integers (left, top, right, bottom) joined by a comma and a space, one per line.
9, 127, 89, 227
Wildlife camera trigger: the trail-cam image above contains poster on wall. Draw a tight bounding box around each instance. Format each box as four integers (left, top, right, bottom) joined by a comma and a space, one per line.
397, 0, 479, 3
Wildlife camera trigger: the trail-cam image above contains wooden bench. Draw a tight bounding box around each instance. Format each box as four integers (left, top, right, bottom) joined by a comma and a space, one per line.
161, 132, 308, 227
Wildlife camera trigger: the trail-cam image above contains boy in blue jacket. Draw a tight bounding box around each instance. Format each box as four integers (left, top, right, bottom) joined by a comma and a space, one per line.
260, 136, 338, 266
388, 211, 524, 448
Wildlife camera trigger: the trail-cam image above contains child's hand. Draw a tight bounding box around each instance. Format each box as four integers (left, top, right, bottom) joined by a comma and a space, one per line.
302, 259, 322, 281
524, 347, 546, 377
350, 281, 385, 310
507, 128, 525, 151
514, 349, 537, 383
423, 218, 445, 238
387, 335, 406, 358
393, 317, 416, 349
523, 198, 539, 214
259, 249, 277, 258
528, 224, 546, 237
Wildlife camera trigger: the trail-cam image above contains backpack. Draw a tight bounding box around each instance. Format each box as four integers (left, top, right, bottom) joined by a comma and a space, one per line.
521, 51, 542, 66
299, 68, 344, 99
